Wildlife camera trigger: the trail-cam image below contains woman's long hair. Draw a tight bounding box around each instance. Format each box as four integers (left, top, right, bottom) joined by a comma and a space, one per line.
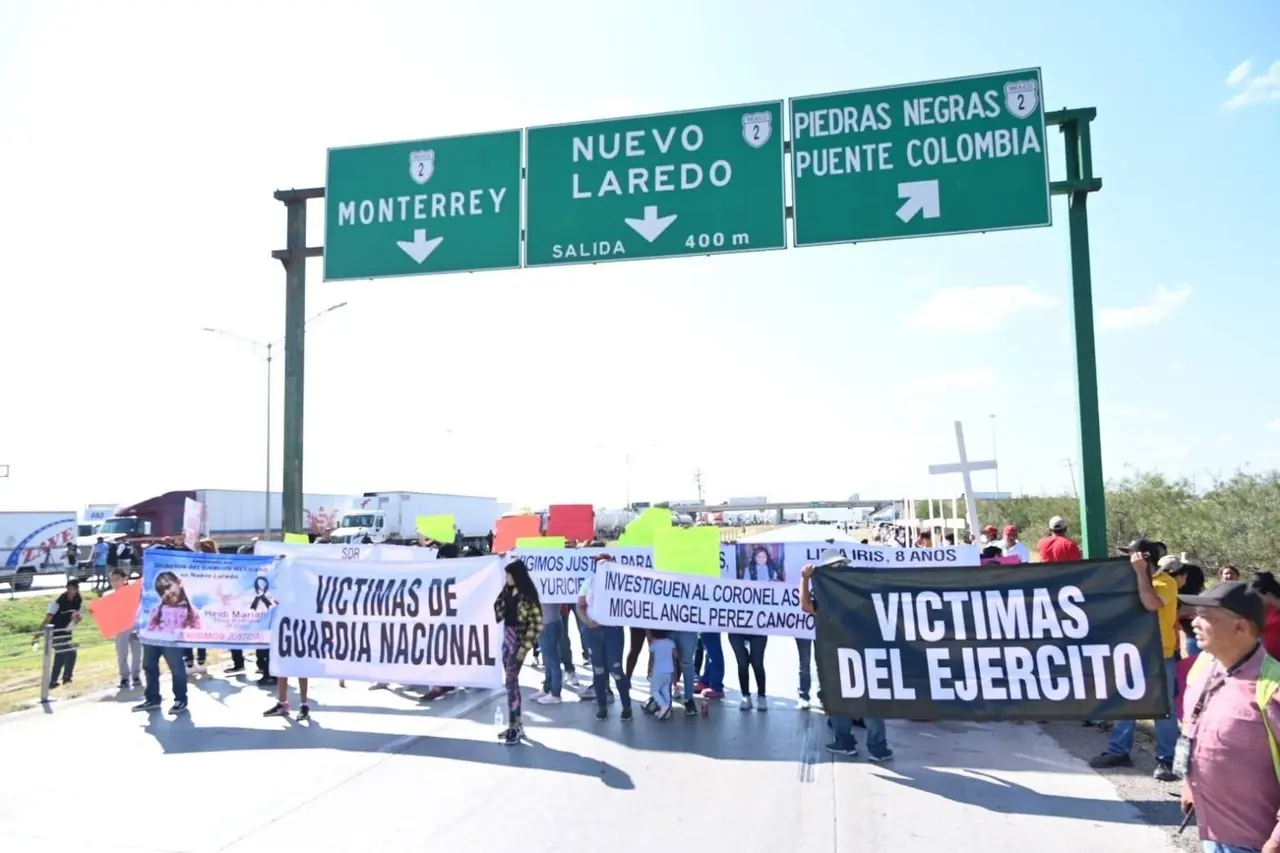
506, 559, 541, 607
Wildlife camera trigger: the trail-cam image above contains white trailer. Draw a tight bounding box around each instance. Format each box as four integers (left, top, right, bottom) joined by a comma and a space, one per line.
1, 511, 78, 591
328, 492, 509, 546
195, 489, 361, 539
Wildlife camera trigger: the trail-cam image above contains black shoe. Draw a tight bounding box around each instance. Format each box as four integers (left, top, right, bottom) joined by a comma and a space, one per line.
298, 704, 311, 721
131, 678, 142, 689
225, 663, 246, 674
47, 680, 59, 690
595, 707, 608, 720
263, 702, 289, 717
169, 699, 188, 714
1153, 761, 1179, 782
257, 675, 277, 687
621, 707, 633, 722
1088, 752, 1133, 769
684, 700, 698, 717
132, 700, 162, 712
118, 679, 129, 689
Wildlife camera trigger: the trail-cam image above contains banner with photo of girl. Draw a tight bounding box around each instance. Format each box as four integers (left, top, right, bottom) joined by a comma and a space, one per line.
136, 549, 283, 648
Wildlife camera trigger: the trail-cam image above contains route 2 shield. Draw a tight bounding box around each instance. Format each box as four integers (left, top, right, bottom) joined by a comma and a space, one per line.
741, 112, 772, 149
409, 150, 436, 185
1003, 81, 1039, 120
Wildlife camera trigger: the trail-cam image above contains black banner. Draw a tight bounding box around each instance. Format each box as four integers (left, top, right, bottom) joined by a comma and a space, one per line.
811, 558, 1170, 722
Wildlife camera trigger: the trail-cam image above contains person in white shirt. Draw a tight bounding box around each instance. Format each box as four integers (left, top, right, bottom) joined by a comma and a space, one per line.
999, 524, 1031, 562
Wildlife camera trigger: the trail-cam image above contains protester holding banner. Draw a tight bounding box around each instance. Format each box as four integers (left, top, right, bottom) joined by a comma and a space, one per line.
1089, 543, 1184, 781
579, 555, 634, 722
800, 553, 893, 760
493, 559, 543, 744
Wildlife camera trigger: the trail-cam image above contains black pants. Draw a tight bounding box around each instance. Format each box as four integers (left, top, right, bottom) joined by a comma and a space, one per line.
229, 649, 268, 672
694, 636, 705, 675
50, 649, 77, 684
183, 648, 207, 666
728, 634, 767, 697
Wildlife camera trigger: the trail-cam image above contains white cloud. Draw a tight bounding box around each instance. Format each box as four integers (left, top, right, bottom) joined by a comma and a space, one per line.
1226, 59, 1253, 86
1224, 59, 1280, 109
1097, 284, 1192, 331
904, 285, 1058, 329
905, 367, 998, 394
1267, 418, 1280, 432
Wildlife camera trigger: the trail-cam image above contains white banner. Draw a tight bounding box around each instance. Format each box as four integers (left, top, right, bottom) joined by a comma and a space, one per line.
255, 541, 434, 562
512, 544, 737, 603
269, 556, 503, 687
781, 542, 983, 570
586, 561, 815, 639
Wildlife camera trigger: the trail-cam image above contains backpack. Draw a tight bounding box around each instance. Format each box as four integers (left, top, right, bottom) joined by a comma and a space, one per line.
1186, 650, 1280, 784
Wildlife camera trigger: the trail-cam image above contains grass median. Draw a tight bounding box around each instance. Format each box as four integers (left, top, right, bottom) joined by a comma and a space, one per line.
0, 592, 120, 713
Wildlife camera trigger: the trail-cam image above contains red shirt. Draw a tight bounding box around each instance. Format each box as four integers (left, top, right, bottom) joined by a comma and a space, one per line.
1263, 609, 1280, 661
1036, 533, 1083, 563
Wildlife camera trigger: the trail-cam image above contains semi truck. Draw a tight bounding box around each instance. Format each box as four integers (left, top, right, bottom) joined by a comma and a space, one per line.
1, 511, 78, 591
327, 491, 509, 548
77, 489, 361, 562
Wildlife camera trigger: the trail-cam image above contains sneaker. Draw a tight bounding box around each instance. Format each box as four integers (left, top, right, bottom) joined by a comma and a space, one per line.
62, 678, 72, 686
368, 682, 389, 691
595, 707, 608, 721
1153, 761, 1179, 782
565, 672, 580, 687
684, 700, 698, 717
531, 690, 548, 702
421, 686, 453, 701
131, 678, 142, 689
118, 679, 129, 690
826, 740, 859, 756
740, 697, 753, 711
298, 704, 311, 721
500, 726, 521, 745
655, 705, 673, 720
225, 662, 245, 675
47, 680, 59, 690
132, 699, 162, 712
257, 675, 277, 687
579, 686, 597, 701
798, 696, 811, 710
868, 750, 895, 763
755, 696, 768, 711
536, 694, 562, 705
620, 707, 633, 722
701, 688, 724, 700
169, 699, 188, 714
1088, 752, 1133, 769
263, 701, 290, 718
694, 680, 708, 694
605, 690, 616, 705
642, 697, 659, 715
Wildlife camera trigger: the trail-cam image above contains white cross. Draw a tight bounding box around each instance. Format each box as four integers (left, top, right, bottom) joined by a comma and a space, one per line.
927, 421, 997, 537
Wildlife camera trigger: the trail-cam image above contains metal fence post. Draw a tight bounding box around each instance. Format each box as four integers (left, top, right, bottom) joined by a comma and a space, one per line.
39, 625, 53, 704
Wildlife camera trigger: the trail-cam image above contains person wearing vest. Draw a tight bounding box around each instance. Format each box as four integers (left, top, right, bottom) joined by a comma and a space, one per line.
37, 580, 83, 688
1178, 581, 1280, 853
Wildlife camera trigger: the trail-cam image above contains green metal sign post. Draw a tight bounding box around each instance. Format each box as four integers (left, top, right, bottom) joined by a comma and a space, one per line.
524, 102, 787, 267
323, 131, 523, 281
790, 69, 1051, 246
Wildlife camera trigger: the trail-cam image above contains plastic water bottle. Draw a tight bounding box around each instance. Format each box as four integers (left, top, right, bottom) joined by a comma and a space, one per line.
494, 703, 506, 729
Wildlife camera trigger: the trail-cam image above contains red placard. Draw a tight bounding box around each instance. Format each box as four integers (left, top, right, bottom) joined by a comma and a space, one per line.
547, 504, 594, 542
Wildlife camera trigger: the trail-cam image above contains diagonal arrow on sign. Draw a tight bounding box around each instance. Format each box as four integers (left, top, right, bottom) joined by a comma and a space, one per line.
624, 206, 678, 243
397, 229, 444, 263
895, 180, 941, 224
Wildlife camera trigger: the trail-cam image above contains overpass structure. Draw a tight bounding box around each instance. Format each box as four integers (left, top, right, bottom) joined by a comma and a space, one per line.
669, 498, 897, 525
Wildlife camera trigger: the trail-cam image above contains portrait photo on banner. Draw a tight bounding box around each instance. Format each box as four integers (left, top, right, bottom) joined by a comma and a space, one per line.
735, 543, 785, 582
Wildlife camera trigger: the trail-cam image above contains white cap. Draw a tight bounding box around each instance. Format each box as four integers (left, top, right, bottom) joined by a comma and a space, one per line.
1049, 516, 1067, 531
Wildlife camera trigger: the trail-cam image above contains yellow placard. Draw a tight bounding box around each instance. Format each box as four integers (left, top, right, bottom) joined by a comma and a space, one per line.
283, 532, 309, 544
617, 506, 672, 546
516, 536, 565, 549
653, 525, 720, 576
415, 514, 456, 543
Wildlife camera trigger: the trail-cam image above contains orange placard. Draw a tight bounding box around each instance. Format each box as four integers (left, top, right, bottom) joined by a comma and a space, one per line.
88, 581, 142, 639
493, 514, 541, 553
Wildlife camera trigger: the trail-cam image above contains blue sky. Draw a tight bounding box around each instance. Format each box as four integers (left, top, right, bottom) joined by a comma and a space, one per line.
0, 0, 1277, 514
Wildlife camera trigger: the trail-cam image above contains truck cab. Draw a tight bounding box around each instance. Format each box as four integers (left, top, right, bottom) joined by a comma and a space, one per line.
328, 510, 386, 544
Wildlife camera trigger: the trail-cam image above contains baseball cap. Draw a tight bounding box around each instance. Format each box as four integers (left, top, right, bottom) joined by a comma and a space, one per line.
1178, 581, 1266, 630
1157, 554, 1183, 573
1120, 538, 1168, 559
1048, 516, 1067, 532
982, 525, 998, 536
1003, 524, 1019, 536
817, 548, 850, 568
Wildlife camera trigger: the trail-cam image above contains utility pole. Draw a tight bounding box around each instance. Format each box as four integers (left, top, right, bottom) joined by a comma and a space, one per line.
1064, 458, 1079, 500
694, 469, 704, 506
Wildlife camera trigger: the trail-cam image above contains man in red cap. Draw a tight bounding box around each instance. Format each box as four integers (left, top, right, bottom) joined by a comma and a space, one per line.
998, 524, 1030, 562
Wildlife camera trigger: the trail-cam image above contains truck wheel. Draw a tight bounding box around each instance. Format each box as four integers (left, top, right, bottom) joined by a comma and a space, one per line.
13, 570, 35, 592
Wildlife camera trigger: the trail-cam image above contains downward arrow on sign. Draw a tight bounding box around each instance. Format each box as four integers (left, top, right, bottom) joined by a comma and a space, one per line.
397, 229, 444, 263
624, 206, 678, 243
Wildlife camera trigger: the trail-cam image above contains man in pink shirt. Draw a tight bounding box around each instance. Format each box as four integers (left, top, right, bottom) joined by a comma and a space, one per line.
1178, 580, 1280, 853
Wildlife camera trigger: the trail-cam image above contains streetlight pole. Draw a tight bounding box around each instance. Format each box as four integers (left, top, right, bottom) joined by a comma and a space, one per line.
203, 301, 347, 540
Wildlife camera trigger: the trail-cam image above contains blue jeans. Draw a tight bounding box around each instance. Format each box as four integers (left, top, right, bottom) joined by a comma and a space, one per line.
671, 631, 699, 703
1202, 843, 1260, 853
539, 621, 565, 696
143, 645, 188, 705
796, 638, 813, 699
699, 632, 725, 691
830, 715, 890, 757
586, 625, 631, 710
1107, 657, 1178, 762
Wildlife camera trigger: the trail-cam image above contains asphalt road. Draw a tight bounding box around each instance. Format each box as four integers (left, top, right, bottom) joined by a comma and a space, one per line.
0, 639, 1192, 853
1, 570, 86, 600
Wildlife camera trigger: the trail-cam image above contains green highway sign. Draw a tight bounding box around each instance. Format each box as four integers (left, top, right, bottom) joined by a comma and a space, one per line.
323, 131, 522, 281
789, 69, 1050, 246
524, 102, 787, 267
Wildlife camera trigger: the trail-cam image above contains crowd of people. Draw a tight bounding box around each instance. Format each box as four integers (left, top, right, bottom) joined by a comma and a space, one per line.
39, 517, 1280, 853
